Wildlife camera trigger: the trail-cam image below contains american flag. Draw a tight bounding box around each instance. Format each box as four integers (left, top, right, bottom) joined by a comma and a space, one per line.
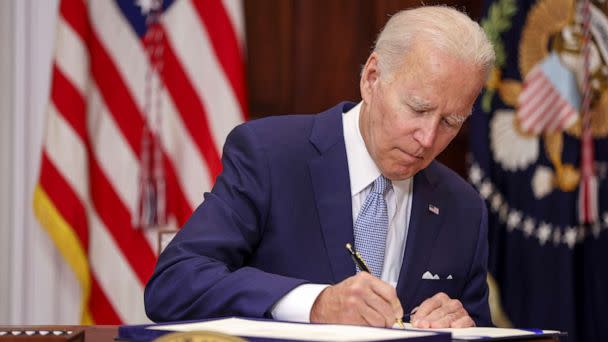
517, 52, 579, 135
33, 0, 246, 324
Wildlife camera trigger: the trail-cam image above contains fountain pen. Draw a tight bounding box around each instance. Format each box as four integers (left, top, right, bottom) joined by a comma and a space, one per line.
345, 243, 405, 329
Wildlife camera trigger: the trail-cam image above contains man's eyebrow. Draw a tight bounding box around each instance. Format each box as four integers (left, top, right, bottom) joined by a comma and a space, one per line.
406, 96, 434, 110
446, 112, 470, 124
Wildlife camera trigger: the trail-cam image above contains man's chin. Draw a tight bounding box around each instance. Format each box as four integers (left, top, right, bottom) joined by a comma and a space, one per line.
384, 166, 419, 181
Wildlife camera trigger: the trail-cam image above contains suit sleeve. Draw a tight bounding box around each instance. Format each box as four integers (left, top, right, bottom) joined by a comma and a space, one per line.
462, 195, 492, 326
144, 123, 309, 322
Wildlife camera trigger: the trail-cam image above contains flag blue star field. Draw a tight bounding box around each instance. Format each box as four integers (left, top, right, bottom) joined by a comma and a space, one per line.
469, 0, 608, 340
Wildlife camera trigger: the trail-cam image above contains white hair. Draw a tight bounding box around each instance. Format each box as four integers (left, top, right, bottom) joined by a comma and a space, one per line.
373, 6, 495, 79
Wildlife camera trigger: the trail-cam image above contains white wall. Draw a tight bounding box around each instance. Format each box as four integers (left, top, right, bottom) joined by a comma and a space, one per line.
0, 0, 81, 324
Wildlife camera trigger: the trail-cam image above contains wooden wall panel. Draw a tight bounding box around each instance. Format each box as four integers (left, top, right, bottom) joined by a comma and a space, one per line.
243, 0, 294, 116
244, 0, 483, 176
289, 0, 375, 113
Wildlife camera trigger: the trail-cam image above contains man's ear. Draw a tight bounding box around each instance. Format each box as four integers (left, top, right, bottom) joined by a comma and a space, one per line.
360, 53, 381, 103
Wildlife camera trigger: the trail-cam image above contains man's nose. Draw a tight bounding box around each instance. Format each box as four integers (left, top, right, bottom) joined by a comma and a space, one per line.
413, 117, 439, 148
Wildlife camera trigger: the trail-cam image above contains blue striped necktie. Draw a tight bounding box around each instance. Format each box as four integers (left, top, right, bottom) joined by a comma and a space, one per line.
353, 175, 392, 277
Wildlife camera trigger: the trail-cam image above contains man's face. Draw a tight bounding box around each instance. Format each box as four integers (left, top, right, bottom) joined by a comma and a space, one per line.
359, 43, 485, 180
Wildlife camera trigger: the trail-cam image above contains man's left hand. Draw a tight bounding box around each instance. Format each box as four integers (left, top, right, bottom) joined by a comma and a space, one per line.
410, 292, 475, 328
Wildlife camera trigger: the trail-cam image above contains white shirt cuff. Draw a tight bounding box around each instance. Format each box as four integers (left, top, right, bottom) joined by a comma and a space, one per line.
271, 283, 330, 323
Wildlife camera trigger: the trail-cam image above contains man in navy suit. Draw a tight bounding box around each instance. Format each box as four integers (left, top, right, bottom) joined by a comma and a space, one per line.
145, 6, 495, 328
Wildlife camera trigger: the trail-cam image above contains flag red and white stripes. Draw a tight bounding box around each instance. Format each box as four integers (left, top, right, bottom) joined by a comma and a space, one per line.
517, 58, 578, 135
33, 0, 247, 324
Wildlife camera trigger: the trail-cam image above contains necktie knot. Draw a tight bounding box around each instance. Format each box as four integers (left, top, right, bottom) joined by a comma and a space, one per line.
371, 175, 392, 195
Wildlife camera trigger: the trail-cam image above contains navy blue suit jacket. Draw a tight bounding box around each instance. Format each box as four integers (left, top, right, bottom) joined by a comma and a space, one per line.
144, 102, 491, 326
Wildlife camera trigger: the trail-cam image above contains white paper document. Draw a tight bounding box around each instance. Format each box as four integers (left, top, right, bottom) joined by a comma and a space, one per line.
402, 323, 561, 340
148, 317, 442, 341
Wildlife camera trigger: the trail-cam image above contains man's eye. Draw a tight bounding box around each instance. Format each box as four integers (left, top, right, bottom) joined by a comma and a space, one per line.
406, 103, 426, 114
411, 108, 425, 114
442, 117, 459, 128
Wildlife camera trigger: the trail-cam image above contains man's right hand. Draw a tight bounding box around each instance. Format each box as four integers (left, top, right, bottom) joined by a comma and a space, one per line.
309, 272, 403, 327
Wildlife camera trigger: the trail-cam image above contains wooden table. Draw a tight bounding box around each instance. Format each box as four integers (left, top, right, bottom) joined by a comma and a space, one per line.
0, 325, 117, 342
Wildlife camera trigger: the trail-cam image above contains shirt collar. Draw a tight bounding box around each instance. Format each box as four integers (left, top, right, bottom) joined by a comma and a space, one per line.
343, 103, 382, 196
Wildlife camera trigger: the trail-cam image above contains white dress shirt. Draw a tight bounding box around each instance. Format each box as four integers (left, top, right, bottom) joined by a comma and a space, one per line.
271, 103, 414, 322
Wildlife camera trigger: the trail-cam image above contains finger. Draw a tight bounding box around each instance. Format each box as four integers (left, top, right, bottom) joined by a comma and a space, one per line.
450, 315, 476, 328
413, 306, 455, 328
424, 304, 470, 329
424, 299, 465, 322
412, 292, 450, 319
429, 312, 459, 328
443, 299, 464, 315
411, 318, 431, 329
338, 273, 399, 326
357, 300, 391, 327
363, 290, 399, 327
415, 309, 463, 329
359, 273, 403, 319
430, 292, 451, 305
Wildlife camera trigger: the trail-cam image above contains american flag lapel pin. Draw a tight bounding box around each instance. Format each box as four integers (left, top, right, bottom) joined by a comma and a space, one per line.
428, 204, 439, 215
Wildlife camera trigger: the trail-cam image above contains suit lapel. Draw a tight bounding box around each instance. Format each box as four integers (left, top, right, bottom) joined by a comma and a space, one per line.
396, 165, 444, 310
309, 103, 357, 283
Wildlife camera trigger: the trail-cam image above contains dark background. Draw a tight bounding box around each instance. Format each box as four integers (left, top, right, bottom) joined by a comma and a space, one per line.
243, 0, 484, 177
